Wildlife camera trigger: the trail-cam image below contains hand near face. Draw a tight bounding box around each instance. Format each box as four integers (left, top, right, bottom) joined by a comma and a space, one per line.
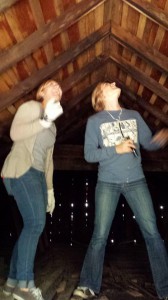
44, 99, 63, 121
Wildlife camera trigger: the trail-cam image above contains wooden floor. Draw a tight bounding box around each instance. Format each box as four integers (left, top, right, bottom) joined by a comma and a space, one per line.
0, 242, 158, 300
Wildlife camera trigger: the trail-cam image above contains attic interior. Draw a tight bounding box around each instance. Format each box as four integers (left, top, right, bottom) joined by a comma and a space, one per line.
0, 0, 168, 299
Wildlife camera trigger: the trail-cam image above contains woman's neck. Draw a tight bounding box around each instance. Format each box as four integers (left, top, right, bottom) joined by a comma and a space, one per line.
104, 104, 122, 111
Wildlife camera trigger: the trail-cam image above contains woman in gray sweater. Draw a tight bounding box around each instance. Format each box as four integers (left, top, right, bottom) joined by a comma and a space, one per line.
1, 80, 63, 300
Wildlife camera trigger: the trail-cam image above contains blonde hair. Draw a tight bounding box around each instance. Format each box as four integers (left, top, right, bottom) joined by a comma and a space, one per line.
36, 80, 61, 101
91, 82, 105, 112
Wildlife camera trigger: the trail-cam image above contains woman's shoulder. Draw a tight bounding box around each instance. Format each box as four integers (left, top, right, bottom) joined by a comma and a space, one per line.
18, 100, 41, 110
122, 108, 140, 117
88, 111, 105, 121
15, 100, 42, 117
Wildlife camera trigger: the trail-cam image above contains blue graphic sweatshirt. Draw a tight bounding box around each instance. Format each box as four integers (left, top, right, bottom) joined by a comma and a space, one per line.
84, 109, 160, 183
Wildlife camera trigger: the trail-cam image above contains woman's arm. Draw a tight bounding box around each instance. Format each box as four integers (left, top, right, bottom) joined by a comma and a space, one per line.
84, 118, 116, 163
152, 128, 168, 147
137, 112, 162, 151
10, 101, 44, 141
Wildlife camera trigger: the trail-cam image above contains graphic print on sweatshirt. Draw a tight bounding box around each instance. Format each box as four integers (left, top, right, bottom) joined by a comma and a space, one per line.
100, 119, 138, 147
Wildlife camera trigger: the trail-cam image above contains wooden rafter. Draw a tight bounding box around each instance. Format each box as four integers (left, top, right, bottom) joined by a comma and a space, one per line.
0, 0, 107, 74
111, 24, 168, 73
0, 0, 19, 12
123, 0, 168, 30
0, 23, 110, 111
120, 83, 168, 126
109, 56, 168, 104
102, 72, 168, 127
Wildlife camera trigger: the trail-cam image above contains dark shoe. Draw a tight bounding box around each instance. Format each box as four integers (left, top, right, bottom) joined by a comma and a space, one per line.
13, 286, 44, 300
3, 284, 15, 296
72, 287, 96, 299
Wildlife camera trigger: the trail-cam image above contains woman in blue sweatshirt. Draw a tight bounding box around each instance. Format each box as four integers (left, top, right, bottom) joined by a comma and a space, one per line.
71, 82, 168, 300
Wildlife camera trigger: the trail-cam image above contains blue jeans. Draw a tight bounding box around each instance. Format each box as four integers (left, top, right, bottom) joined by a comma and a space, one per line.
3, 167, 47, 288
79, 179, 168, 299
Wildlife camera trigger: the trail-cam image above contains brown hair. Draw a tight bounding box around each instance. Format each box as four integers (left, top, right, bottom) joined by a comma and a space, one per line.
36, 80, 61, 101
91, 82, 105, 112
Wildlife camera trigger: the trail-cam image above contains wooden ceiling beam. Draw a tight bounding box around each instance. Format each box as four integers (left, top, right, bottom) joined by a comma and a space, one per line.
56, 108, 91, 144
109, 56, 168, 104
122, 0, 168, 30
0, 0, 19, 12
56, 84, 97, 130
0, 0, 107, 74
57, 98, 91, 140
0, 23, 110, 111
105, 71, 168, 126
120, 85, 168, 127
56, 62, 108, 136
105, 72, 168, 126
61, 56, 108, 94
110, 24, 168, 73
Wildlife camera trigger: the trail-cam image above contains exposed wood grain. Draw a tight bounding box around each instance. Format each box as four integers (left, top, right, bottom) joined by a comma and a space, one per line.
29, 0, 54, 63
120, 82, 168, 126
121, 2, 129, 28
111, 24, 168, 73
123, 0, 168, 30
109, 56, 168, 104
0, 0, 106, 74
0, 0, 19, 13
0, 23, 110, 111
110, 0, 123, 26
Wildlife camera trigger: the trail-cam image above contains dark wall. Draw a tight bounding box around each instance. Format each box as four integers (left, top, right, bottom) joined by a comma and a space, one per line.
0, 171, 168, 257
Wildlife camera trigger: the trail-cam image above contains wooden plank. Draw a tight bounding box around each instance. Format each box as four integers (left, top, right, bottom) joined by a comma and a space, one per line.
0, 0, 19, 13
110, 0, 123, 26
57, 66, 107, 138
57, 84, 96, 121
103, 0, 114, 53
120, 83, 168, 126
122, 0, 168, 30
28, 0, 54, 63
61, 57, 107, 93
0, 23, 110, 111
105, 71, 168, 126
0, 0, 106, 74
57, 98, 91, 141
110, 24, 168, 73
56, 66, 107, 142
109, 56, 168, 104
121, 2, 129, 28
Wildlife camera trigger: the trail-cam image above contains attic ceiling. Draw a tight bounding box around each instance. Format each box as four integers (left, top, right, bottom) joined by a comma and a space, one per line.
0, 0, 168, 171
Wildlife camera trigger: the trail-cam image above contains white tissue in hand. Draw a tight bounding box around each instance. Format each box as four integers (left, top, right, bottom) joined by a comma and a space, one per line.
44, 99, 63, 121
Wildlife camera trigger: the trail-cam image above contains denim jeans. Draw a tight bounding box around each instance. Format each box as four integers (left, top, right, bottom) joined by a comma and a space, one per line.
3, 167, 47, 288
79, 179, 168, 299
